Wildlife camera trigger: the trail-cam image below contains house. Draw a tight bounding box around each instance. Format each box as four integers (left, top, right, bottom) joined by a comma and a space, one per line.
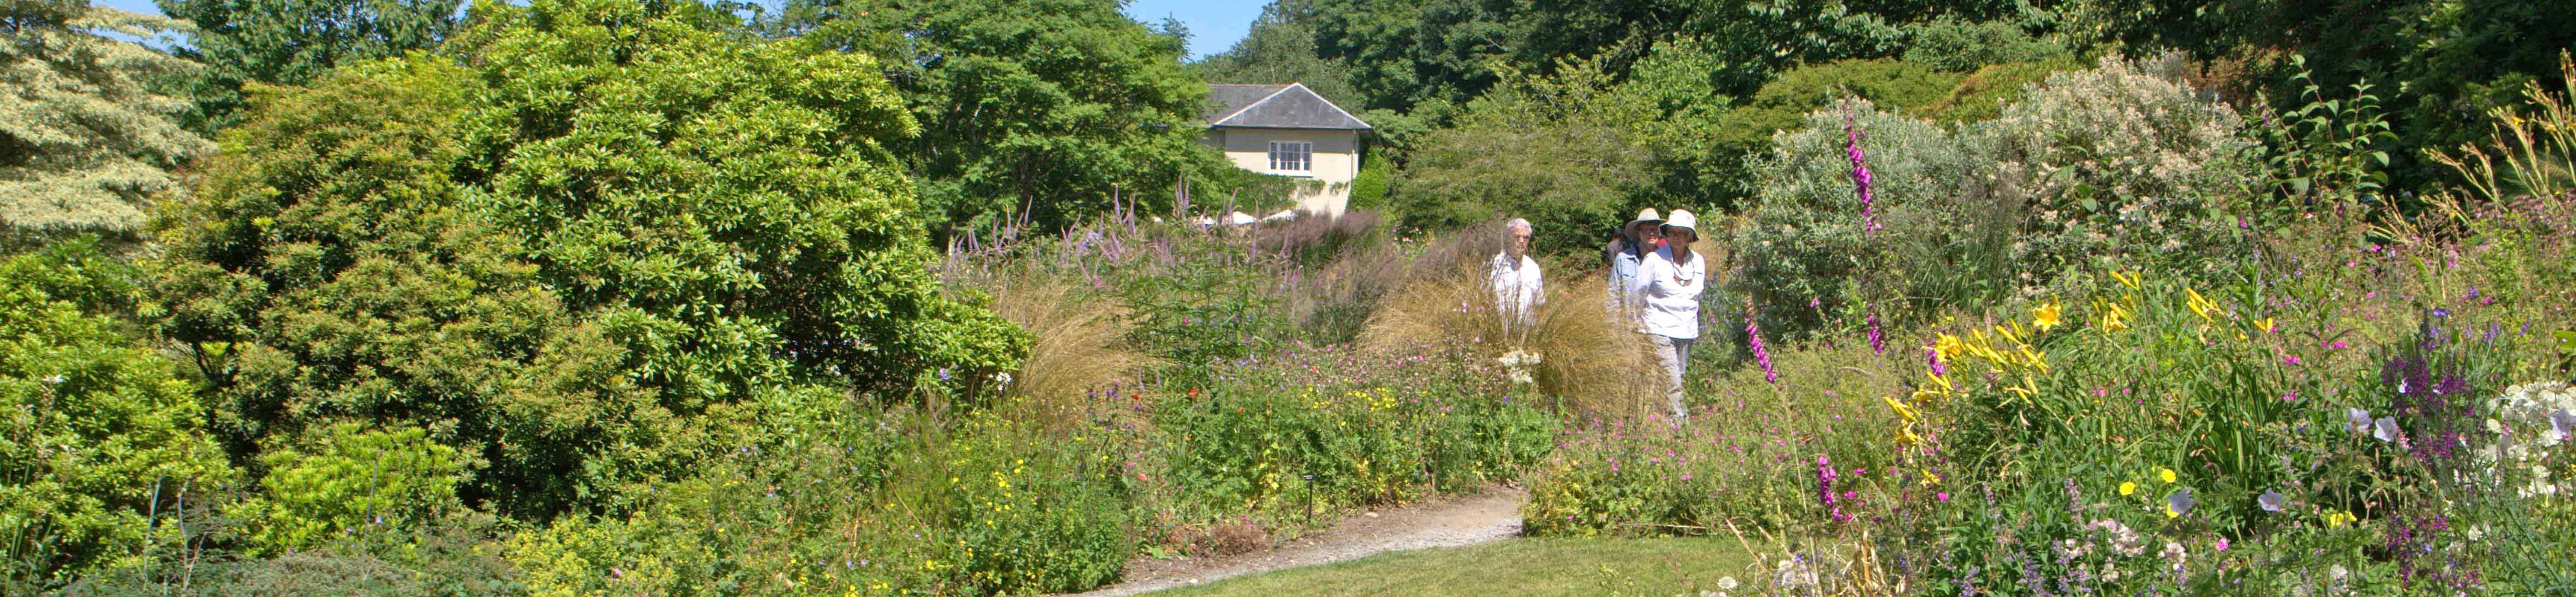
1201, 83, 1372, 217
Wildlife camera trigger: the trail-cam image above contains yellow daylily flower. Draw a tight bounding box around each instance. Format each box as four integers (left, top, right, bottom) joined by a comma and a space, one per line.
2186, 288, 2220, 322
1933, 332, 1967, 363
2102, 303, 2132, 332
2033, 299, 2064, 332
1884, 395, 1920, 421
2110, 270, 2141, 290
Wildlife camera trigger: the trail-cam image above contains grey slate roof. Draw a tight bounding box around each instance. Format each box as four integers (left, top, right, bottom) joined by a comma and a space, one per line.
1204, 83, 1372, 130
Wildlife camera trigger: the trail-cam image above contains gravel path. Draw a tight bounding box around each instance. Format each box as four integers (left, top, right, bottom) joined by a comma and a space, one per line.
1064, 487, 1527, 596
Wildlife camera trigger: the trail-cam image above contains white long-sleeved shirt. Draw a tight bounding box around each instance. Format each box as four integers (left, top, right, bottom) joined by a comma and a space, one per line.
1489, 252, 1544, 326
1628, 246, 1703, 339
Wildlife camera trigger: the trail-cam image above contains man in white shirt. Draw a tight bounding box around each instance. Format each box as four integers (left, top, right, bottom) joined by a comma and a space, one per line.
1490, 218, 1544, 337
1628, 210, 1705, 420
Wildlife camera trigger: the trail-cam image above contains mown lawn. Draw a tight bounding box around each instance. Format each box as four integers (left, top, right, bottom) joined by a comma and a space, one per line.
1155, 537, 1770, 597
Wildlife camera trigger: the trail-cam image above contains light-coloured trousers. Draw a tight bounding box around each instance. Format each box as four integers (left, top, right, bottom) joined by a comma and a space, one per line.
1651, 334, 1694, 420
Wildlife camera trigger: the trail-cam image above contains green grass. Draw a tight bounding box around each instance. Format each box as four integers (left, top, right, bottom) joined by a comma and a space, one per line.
1154, 537, 1770, 597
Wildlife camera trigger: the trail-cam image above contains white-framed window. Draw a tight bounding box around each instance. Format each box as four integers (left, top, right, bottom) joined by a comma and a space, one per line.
1268, 141, 1312, 173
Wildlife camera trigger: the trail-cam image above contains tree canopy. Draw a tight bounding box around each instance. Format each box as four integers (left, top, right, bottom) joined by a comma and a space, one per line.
0, 0, 211, 243
773, 0, 1221, 234
154, 0, 464, 129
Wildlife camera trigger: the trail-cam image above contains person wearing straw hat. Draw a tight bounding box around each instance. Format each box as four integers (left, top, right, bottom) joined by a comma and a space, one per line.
1605, 208, 1663, 314
1630, 209, 1705, 421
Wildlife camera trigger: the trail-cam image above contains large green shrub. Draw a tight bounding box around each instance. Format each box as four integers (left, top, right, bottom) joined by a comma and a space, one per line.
235, 424, 465, 555
152, 0, 1025, 518
1, 240, 232, 590
1731, 100, 2009, 335
1900, 17, 2065, 72
1973, 54, 2262, 282
1734, 55, 2262, 336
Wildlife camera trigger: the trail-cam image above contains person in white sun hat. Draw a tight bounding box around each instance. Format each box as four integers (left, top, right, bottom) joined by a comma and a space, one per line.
1630, 209, 1705, 421
1605, 208, 1663, 315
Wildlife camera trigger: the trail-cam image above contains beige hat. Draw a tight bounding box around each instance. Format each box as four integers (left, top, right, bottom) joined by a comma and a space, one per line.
1625, 208, 1663, 231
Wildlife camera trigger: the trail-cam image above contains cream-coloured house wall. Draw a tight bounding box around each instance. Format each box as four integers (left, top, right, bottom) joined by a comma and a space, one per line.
1201, 127, 1363, 217
1207, 128, 1362, 183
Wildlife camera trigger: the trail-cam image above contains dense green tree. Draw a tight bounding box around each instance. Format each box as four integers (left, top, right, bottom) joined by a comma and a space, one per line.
774, 0, 1219, 234
2053, 0, 2576, 190
1395, 58, 1660, 256
153, 0, 1026, 518
154, 0, 462, 130
1, 239, 233, 590
0, 0, 212, 243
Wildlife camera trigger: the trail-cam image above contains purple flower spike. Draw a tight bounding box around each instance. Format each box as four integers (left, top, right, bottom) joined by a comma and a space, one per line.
1866, 314, 1886, 355
1748, 312, 1778, 385
1844, 109, 1881, 233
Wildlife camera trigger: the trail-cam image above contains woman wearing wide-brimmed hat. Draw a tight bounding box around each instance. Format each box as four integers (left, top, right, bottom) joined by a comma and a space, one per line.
1604, 208, 1663, 315
1630, 209, 1704, 421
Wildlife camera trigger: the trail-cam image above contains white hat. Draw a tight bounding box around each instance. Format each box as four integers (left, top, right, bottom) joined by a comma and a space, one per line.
1663, 209, 1697, 232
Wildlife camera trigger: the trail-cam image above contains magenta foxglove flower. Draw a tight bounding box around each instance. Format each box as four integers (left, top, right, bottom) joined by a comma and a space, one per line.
1748, 313, 1777, 385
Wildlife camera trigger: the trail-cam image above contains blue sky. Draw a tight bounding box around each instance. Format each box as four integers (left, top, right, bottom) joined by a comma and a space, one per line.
1121, 0, 1266, 60
89, 0, 1268, 61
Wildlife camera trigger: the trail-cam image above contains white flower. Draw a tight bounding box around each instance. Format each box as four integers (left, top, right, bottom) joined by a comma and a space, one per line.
1716, 576, 1738, 590
2373, 417, 2399, 442
2329, 564, 2349, 582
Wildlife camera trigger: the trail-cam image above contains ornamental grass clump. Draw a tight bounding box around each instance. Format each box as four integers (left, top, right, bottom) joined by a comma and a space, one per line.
1361, 223, 1660, 418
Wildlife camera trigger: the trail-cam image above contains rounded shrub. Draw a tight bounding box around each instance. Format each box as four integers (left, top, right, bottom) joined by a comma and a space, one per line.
0, 240, 232, 589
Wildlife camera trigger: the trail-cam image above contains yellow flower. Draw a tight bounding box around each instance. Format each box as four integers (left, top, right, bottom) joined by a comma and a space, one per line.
2165, 503, 2182, 518
2110, 270, 2141, 290
1884, 396, 1920, 422
2120, 481, 2137, 496
2326, 510, 2353, 527
2255, 317, 2277, 333
2033, 299, 2064, 332
2158, 467, 2177, 484
2092, 301, 2133, 334
1921, 470, 1941, 486
2186, 288, 2219, 322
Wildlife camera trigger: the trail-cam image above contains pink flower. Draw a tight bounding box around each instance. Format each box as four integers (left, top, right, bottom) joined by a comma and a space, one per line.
2215, 538, 2230, 551
1937, 492, 1950, 502
2283, 355, 2303, 365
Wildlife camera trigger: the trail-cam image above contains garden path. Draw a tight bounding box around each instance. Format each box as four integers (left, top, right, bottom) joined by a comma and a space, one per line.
1064, 486, 1528, 596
